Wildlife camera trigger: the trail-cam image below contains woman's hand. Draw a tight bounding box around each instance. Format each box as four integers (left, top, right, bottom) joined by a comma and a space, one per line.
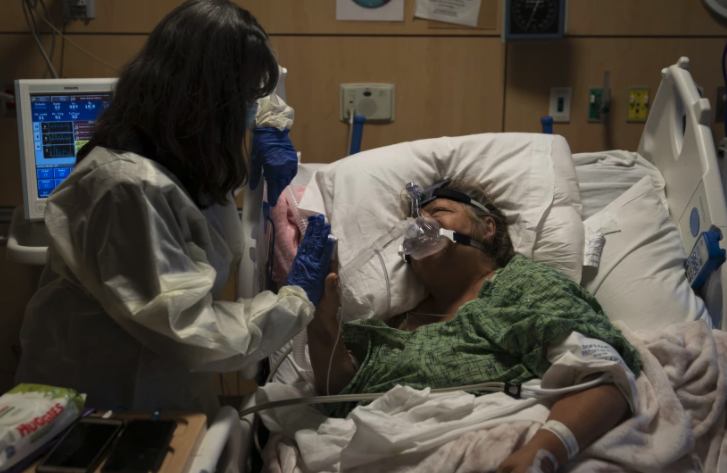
312, 273, 341, 330
496, 446, 558, 473
286, 215, 335, 306
307, 271, 356, 395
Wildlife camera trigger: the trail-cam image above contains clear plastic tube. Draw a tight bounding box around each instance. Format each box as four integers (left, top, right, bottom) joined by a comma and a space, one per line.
239, 381, 507, 418
406, 182, 425, 218
339, 222, 406, 285
285, 186, 309, 234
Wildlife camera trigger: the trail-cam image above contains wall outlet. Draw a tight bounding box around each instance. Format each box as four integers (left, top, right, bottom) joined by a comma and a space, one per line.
588, 87, 607, 122
63, 0, 96, 20
716, 87, 726, 124
627, 87, 650, 123
339, 83, 395, 122
549, 87, 572, 123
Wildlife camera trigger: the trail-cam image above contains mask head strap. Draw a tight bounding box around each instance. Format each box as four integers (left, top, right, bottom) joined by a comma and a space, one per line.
420, 181, 492, 215
399, 229, 487, 264
440, 229, 487, 252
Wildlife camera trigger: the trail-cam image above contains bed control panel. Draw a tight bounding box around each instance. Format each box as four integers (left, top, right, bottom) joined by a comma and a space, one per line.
685, 231, 726, 290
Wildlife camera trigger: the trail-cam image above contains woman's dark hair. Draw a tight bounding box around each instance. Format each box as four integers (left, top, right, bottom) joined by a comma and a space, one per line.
77, 0, 279, 207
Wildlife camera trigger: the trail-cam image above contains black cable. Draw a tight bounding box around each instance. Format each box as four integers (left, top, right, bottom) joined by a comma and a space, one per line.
37, 0, 57, 78
21, 0, 57, 78
219, 373, 226, 406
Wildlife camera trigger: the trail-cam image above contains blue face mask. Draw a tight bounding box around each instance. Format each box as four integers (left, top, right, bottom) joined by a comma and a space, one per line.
246, 102, 259, 130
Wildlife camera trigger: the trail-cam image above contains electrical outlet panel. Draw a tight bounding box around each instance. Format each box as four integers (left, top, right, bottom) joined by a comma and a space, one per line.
339, 83, 395, 122
549, 87, 572, 123
64, 0, 96, 20
588, 88, 606, 122
627, 87, 650, 123
715, 87, 726, 124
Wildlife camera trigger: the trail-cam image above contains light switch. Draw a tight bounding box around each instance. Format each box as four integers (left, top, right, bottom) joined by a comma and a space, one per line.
549, 87, 572, 123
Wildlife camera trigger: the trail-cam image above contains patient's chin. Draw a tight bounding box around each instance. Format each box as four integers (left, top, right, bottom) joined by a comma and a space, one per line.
410, 249, 448, 278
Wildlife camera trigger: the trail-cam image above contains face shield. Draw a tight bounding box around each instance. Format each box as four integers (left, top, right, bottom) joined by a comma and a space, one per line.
246, 102, 260, 130
398, 181, 492, 262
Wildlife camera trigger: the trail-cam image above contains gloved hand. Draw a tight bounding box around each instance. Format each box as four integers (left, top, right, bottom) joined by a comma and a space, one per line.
287, 215, 336, 306
250, 127, 298, 206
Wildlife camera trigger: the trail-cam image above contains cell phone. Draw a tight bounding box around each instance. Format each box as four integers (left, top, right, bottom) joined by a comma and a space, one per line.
101, 420, 176, 473
37, 418, 124, 473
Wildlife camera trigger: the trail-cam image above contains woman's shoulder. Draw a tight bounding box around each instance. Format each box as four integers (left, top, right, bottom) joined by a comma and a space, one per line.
46, 147, 201, 231
50, 147, 191, 208
74, 147, 179, 187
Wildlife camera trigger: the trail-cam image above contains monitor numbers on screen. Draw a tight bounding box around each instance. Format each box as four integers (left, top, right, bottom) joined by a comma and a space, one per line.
31, 94, 110, 197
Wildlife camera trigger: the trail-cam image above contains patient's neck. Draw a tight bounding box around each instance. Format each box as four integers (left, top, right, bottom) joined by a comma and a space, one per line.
424, 259, 497, 315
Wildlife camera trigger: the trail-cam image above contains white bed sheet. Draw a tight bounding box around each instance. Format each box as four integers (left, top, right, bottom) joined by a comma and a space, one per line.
573, 150, 667, 220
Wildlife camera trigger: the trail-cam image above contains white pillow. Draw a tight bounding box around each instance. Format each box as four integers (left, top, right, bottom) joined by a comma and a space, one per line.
299, 133, 584, 319
581, 176, 710, 330
573, 150, 667, 220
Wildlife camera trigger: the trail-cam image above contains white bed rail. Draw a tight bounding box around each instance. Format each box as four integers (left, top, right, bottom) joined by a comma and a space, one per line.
233, 66, 290, 473
638, 57, 727, 329
189, 407, 243, 473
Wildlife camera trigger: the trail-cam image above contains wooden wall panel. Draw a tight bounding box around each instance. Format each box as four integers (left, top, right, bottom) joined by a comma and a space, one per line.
0, 0, 63, 33
60, 35, 145, 78
566, 1, 727, 37
62, 0, 499, 35
272, 36, 505, 163
503, 38, 727, 153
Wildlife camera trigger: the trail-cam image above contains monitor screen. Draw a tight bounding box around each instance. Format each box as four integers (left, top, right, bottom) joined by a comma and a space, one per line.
30, 93, 110, 198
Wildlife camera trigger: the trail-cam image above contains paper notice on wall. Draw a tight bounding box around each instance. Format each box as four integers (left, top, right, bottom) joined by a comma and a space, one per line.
414, 0, 482, 27
336, 0, 405, 22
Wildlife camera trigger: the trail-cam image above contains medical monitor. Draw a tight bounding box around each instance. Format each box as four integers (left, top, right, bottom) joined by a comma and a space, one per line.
15, 79, 116, 220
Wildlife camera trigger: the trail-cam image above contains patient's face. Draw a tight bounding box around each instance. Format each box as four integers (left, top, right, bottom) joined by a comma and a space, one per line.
421, 198, 474, 236
410, 199, 480, 275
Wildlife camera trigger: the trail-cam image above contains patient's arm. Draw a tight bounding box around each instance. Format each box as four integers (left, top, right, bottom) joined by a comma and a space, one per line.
307, 273, 357, 395
497, 384, 628, 473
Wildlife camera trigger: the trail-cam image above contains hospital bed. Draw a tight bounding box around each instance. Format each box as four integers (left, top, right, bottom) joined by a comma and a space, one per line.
195, 57, 727, 473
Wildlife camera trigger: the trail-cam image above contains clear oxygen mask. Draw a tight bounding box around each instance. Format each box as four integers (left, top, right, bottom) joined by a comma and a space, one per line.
400, 182, 450, 261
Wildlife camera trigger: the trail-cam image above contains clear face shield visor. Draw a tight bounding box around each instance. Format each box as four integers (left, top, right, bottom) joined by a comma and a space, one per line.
398, 181, 492, 262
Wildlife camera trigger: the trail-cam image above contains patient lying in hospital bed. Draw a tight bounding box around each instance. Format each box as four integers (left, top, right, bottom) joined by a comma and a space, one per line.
305, 179, 640, 472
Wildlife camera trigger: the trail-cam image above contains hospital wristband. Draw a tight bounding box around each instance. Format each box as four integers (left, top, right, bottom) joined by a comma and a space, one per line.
539, 420, 579, 460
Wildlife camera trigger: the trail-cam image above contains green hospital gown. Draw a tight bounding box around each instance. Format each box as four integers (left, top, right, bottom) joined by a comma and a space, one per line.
333, 254, 641, 418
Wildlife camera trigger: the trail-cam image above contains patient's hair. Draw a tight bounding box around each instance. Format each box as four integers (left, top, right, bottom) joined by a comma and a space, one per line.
444, 179, 516, 268
402, 178, 516, 267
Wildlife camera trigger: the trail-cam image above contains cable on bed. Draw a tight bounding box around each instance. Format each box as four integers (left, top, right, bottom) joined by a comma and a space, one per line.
243, 371, 618, 420
266, 343, 294, 384
238, 381, 509, 418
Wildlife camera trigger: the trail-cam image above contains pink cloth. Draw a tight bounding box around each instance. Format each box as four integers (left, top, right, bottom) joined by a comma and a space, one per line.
271, 186, 306, 285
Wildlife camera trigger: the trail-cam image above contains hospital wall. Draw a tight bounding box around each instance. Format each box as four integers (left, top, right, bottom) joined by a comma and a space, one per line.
0, 0, 726, 395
